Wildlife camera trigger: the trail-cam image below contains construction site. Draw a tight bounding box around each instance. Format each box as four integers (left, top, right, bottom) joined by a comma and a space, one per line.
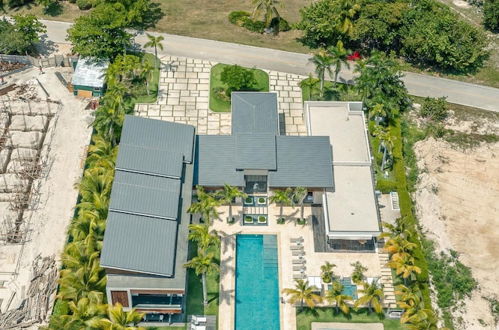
0, 65, 93, 328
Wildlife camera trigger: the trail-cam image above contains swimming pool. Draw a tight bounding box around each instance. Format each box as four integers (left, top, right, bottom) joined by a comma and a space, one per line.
235, 234, 280, 330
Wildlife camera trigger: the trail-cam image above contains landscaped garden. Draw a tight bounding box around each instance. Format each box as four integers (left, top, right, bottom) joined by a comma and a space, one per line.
209, 63, 269, 112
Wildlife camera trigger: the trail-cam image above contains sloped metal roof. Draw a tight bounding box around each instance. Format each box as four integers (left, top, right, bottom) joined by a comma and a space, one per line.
120, 115, 195, 163
268, 136, 334, 188
71, 57, 108, 88
100, 212, 178, 276
231, 92, 279, 135
235, 133, 276, 170
194, 135, 244, 187
109, 171, 181, 220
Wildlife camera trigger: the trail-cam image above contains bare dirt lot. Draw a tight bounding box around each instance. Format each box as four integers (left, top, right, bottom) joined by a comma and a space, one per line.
413, 107, 499, 329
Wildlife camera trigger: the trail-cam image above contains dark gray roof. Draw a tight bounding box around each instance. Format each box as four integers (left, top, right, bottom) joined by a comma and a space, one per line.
109, 171, 181, 220
71, 58, 108, 88
120, 115, 195, 163
235, 133, 276, 170
268, 136, 333, 188
194, 135, 244, 187
116, 144, 183, 179
100, 212, 178, 276
231, 92, 278, 135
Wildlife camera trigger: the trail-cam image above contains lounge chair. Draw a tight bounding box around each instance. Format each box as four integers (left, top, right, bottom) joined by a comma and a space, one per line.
292, 259, 306, 264
292, 250, 305, 256
293, 273, 306, 279
293, 265, 306, 271
290, 237, 304, 243
290, 245, 303, 251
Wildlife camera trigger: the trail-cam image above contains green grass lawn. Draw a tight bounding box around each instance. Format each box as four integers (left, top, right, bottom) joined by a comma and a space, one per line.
131, 53, 160, 104
296, 308, 406, 330
185, 242, 220, 319
209, 63, 269, 112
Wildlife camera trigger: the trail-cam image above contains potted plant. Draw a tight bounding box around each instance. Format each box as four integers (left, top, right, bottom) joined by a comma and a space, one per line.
277, 217, 285, 224
351, 261, 368, 284
258, 215, 267, 224
297, 218, 307, 225
244, 215, 254, 224
321, 262, 337, 284
244, 196, 253, 205
257, 197, 266, 205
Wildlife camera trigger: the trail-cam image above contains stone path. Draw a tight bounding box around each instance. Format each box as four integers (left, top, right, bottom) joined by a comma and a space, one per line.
135, 56, 307, 135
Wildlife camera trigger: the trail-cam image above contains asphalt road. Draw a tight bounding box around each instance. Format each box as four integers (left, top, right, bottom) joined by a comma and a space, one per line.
40, 19, 499, 112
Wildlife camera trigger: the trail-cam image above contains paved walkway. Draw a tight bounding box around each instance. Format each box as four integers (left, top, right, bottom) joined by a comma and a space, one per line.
135, 56, 307, 136
38, 19, 499, 112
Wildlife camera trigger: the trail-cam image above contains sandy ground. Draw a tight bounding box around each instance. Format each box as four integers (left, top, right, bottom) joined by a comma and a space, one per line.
413, 107, 499, 329
0, 68, 92, 326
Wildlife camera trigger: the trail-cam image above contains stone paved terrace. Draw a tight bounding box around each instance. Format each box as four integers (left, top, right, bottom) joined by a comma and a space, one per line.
134, 56, 307, 136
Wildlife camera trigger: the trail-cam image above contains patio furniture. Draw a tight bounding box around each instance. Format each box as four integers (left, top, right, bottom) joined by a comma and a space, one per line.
192, 315, 207, 325
191, 325, 206, 330
292, 250, 305, 256
293, 273, 306, 279
290, 237, 304, 243
293, 265, 306, 271
290, 245, 303, 251
292, 259, 306, 264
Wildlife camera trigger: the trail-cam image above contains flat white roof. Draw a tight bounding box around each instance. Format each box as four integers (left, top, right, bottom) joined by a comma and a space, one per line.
305, 102, 380, 238
305, 103, 371, 164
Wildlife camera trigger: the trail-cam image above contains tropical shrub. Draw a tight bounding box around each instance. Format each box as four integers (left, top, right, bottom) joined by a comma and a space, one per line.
270, 17, 291, 32
483, 0, 499, 31
419, 97, 448, 121
0, 15, 46, 55
228, 11, 251, 25
220, 65, 257, 95
76, 0, 93, 10
242, 19, 266, 33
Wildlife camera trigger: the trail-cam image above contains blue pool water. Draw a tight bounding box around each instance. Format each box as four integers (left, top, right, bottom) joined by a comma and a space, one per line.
235, 234, 280, 330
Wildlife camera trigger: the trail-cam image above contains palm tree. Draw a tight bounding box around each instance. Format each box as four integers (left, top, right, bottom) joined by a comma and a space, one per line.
404, 309, 439, 330
336, 0, 361, 38
184, 252, 219, 305
309, 50, 334, 98
188, 224, 219, 252
86, 134, 118, 170
381, 217, 415, 241
70, 209, 106, 242
351, 261, 368, 284
58, 259, 107, 302
292, 186, 308, 223
396, 284, 424, 319
327, 41, 350, 87
252, 0, 280, 29
269, 188, 293, 220
320, 261, 336, 284
140, 60, 154, 96
61, 297, 107, 330
354, 281, 384, 314
369, 103, 388, 125
384, 236, 417, 259
299, 74, 320, 101
324, 281, 352, 315
386, 254, 421, 285
188, 186, 221, 224
90, 303, 145, 330
62, 238, 101, 270
144, 33, 164, 70
282, 279, 322, 310
216, 184, 247, 222
372, 126, 395, 171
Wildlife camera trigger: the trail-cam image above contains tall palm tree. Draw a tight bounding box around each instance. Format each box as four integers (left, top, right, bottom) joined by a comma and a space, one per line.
299, 74, 320, 101
216, 184, 247, 221
324, 281, 352, 315
252, 0, 280, 29
282, 279, 322, 310
336, 0, 361, 38
327, 41, 350, 87
354, 281, 384, 314
140, 59, 154, 96
58, 259, 107, 302
309, 50, 334, 98
292, 186, 307, 222
386, 254, 421, 285
381, 217, 415, 241
70, 209, 106, 242
61, 297, 107, 330
351, 261, 368, 284
404, 309, 438, 330
384, 236, 417, 259
269, 188, 293, 220
144, 33, 164, 70
184, 252, 219, 305
188, 186, 221, 224
62, 238, 101, 270
90, 303, 145, 330
320, 261, 336, 284
396, 284, 423, 318
188, 224, 219, 252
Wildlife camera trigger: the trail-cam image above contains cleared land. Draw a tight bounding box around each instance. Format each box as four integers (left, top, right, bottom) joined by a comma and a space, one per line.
412, 106, 499, 329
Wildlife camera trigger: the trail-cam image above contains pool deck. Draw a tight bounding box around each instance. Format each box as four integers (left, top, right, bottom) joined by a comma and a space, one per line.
211, 204, 383, 330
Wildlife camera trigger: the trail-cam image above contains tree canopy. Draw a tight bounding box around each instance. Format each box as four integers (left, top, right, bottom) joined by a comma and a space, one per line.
0, 15, 46, 55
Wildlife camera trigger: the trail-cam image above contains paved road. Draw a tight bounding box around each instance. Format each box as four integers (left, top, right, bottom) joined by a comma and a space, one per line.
40, 19, 499, 112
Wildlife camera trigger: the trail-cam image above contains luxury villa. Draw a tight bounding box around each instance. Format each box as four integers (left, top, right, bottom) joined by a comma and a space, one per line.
99, 92, 382, 323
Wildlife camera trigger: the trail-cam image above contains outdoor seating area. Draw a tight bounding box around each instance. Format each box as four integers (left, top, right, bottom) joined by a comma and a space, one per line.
290, 237, 307, 279
189, 314, 217, 330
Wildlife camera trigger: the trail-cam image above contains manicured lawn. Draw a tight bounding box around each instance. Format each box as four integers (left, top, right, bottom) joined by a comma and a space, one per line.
131, 53, 160, 104
296, 308, 406, 330
185, 242, 220, 318
209, 63, 269, 112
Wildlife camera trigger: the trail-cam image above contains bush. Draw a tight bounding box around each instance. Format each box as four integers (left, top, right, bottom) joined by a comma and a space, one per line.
376, 178, 398, 193
483, 0, 499, 32
220, 65, 257, 95
270, 17, 291, 32
420, 96, 448, 121
76, 0, 92, 10
228, 10, 251, 26
242, 19, 266, 33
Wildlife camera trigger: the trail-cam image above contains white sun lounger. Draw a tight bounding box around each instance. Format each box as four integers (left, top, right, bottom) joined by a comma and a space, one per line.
290, 237, 304, 243
293, 265, 306, 271
293, 273, 306, 279
290, 245, 304, 251
292, 259, 306, 264
292, 250, 305, 256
